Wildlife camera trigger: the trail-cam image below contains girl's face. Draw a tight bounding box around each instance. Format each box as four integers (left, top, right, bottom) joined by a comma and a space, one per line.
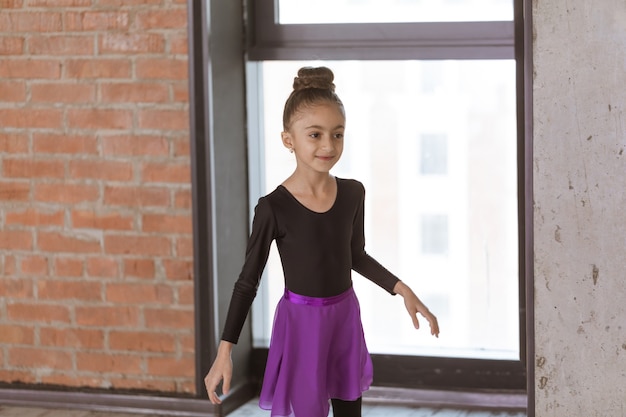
282, 102, 345, 175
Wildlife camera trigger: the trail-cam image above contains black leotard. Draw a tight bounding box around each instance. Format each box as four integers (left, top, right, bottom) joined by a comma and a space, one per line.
221, 177, 399, 343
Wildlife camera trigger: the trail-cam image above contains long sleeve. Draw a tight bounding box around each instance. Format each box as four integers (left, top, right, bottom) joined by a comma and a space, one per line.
350, 183, 400, 295
221, 197, 277, 344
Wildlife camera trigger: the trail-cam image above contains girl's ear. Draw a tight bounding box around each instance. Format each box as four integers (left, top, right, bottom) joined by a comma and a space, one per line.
281, 131, 293, 151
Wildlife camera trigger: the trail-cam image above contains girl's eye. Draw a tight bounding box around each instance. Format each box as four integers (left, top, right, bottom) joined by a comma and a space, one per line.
334, 133, 344, 139
309, 133, 320, 139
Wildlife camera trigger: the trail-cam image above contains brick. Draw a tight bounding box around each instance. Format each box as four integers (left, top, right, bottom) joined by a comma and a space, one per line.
172, 81, 188, 102
38, 231, 102, 254
142, 162, 190, 183
34, 183, 99, 204
146, 356, 194, 377
33, 133, 98, 155
174, 189, 191, 209
136, 9, 187, 30
0, 277, 33, 298
0, 80, 26, 101
0, 58, 61, 78
75, 305, 139, 327
104, 185, 169, 207
7, 303, 70, 324
106, 282, 173, 304
54, 256, 84, 277
69, 159, 133, 181
175, 236, 193, 257
3, 255, 18, 276
0, 132, 28, 153
40, 374, 101, 388
67, 108, 133, 130
110, 378, 175, 392
0, 0, 24, 8
180, 332, 194, 353
123, 258, 155, 279
0, 325, 34, 344
65, 11, 129, 31
0, 370, 36, 384
0, 37, 25, 55
143, 213, 191, 234
136, 58, 187, 80
99, 33, 165, 54
3, 158, 65, 179
28, 35, 94, 55
86, 256, 119, 277
37, 279, 102, 301
172, 136, 190, 157
6, 208, 64, 227
0, 108, 63, 128
169, 35, 188, 55
104, 234, 170, 256
20, 255, 48, 276
0, 230, 33, 250
95, 0, 162, 5
162, 258, 193, 281
77, 352, 142, 373
178, 380, 194, 395
102, 134, 168, 156
0, 11, 62, 32
28, 0, 92, 6
178, 282, 193, 306
109, 330, 176, 353
100, 83, 169, 104
9, 347, 73, 370
144, 308, 193, 329
40, 327, 103, 349
0, 181, 30, 201
73, 210, 133, 231
138, 109, 188, 131
65, 58, 131, 79
31, 83, 96, 103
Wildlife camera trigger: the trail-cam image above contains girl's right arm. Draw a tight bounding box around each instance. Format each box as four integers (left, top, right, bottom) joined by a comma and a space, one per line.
204, 341, 234, 405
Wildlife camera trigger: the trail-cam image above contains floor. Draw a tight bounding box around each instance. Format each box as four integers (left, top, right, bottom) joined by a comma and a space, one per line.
0, 400, 526, 417
227, 398, 526, 417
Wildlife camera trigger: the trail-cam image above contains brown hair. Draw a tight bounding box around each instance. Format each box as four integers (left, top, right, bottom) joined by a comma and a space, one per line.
282, 66, 345, 130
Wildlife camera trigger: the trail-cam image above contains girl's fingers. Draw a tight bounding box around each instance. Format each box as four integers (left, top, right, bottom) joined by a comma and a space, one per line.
411, 312, 420, 329
222, 374, 231, 396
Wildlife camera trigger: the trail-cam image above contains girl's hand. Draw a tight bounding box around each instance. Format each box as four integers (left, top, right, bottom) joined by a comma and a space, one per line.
393, 281, 440, 338
204, 341, 234, 404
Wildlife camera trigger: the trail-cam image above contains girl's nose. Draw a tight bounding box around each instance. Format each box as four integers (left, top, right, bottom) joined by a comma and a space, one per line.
321, 135, 334, 150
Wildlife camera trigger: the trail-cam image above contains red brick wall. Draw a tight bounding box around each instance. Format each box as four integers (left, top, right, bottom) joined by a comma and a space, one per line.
0, 0, 195, 394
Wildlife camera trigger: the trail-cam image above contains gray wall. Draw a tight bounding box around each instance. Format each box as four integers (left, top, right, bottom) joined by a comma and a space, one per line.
533, 1, 626, 415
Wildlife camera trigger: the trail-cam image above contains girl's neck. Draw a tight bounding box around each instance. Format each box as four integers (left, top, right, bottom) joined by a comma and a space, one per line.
282, 172, 337, 213
283, 172, 335, 194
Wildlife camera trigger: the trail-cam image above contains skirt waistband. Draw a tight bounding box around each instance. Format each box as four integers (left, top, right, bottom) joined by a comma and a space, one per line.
283, 287, 353, 306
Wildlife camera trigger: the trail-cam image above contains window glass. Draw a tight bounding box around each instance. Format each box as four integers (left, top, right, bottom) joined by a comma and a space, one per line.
251, 60, 519, 360
420, 134, 448, 175
277, 0, 514, 24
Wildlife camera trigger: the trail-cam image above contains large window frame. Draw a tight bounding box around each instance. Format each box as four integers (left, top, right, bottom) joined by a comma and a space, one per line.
244, 0, 529, 394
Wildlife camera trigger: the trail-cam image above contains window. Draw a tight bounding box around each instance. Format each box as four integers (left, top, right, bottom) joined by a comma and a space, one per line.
249, 59, 518, 360
421, 214, 449, 254
277, 0, 513, 24
246, 0, 525, 389
420, 134, 448, 175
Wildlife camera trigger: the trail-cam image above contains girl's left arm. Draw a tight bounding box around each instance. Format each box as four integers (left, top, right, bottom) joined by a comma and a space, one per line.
393, 280, 440, 337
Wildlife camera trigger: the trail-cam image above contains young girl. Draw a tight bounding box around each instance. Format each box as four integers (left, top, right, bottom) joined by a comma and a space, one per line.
204, 66, 440, 417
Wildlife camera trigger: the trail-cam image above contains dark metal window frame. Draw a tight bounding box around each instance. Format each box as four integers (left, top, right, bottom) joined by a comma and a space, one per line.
247, 0, 515, 60
244, 0, 531, 397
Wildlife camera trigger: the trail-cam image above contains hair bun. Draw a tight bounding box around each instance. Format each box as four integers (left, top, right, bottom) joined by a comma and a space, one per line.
292, 66, 336, 92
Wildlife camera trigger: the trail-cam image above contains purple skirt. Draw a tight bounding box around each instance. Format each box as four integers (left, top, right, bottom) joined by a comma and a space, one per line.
259, 287, 373, 417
